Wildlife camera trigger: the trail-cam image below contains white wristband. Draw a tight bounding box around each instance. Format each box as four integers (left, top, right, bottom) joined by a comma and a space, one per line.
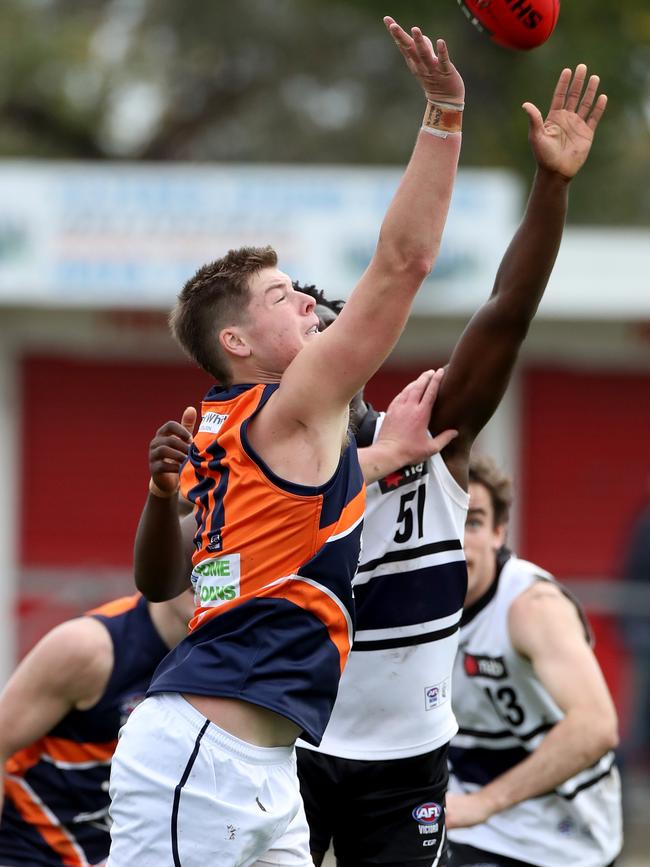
420, 125, 459, 139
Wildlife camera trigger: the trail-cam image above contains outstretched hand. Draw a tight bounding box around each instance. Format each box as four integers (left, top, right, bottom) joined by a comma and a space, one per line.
377, 369, 458, 469
149, 406, 197, 496
523, 65, 607, 179
384, 16, 464, 106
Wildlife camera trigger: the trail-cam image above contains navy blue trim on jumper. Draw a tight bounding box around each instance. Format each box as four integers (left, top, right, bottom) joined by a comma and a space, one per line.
449, 745, 530, 786
239, 384, 350, 498
171, 719, 210, 867
354, 560, 467, 630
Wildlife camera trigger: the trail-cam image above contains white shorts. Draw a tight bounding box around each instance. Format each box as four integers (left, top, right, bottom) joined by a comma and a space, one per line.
106, 693, 312, 867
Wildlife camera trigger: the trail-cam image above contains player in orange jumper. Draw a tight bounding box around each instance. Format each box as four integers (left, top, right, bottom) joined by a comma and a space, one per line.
107, 16, 467, 867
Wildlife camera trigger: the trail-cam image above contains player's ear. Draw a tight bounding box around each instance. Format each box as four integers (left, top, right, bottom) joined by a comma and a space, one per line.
494, 522, 508, 549
220, 327, 251, 359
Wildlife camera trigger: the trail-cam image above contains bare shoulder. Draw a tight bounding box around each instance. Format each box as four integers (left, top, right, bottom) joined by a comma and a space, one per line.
246, 387, 347, 487
512, 579, 569, 610
509, 580, 584, 657
33, 617, 115, 708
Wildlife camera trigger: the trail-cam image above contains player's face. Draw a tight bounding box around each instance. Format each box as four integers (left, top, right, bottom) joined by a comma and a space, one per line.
240, 267, 319, 373
464, 482, 507, 597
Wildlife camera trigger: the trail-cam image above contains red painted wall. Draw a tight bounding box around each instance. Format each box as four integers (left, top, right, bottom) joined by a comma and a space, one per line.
20, 355, 213, 568
519, 366, 650, 578
519, 365, 650, 723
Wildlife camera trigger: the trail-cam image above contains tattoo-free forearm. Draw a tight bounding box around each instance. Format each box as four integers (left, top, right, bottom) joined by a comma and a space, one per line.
477, 709, 617, 816
488, 166, 569, 321
133, 494, 192, 601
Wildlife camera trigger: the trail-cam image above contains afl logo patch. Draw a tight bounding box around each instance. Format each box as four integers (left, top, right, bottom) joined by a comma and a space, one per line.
412, 802, 441, 824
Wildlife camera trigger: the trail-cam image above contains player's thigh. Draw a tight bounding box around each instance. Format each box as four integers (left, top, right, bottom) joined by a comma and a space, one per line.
333, 748, 449, 867
108, 693, 305, 867
253, 796, 313, 867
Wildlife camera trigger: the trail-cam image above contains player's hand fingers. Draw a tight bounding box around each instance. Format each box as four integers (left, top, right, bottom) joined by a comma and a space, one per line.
522, 101, 544, 134
385, 17, 415, 54
411, 27, 434, 64
150, 444, 189, 466
426, 428, 458, 457
419, 367, 446, 411
577, 74, 600, 120
150, 433, 192, 453
586, 93, 608, 130
435, 38, 451, 72
155, 419, 193, 441
564, 63, 587, 112
180, 406, 197, 436
549, 67, 572, 113
386, 370, 431, 410
403, 369, 436, 404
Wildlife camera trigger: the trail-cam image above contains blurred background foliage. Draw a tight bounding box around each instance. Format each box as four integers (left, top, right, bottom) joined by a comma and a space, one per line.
0, 0, 648, 224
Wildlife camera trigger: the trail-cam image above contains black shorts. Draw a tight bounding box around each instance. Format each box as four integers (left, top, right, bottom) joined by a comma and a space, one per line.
448, 843, 536, 867
297, 744, 449, 867
448, 842, 617, 867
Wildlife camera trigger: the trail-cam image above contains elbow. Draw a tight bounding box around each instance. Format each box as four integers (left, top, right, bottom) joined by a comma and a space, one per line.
582, 713, 620, 761
596, 718, 620, 755
596, 704, 620, 755
376, 234, 437, 286
385, 250, 435, 288
489, 295, 537, 338
134, 570, 171, 603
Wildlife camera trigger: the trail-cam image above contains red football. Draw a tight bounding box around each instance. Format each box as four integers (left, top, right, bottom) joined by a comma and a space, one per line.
457, 0, 560, 51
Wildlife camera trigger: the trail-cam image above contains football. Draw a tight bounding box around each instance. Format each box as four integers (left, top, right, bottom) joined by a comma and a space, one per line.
457, 0, 560, 51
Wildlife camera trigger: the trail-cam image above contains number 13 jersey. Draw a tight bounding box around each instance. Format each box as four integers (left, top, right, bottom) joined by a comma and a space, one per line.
302, 409, 469, 760
448, 554, 622, 867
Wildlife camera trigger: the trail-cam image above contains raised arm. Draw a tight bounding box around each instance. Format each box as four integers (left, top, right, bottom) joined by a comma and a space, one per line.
0, 618, 113, 817
446, 582, 618, 829
429, 65, 607, 485
358, 369, 458, 484
133, 408, 197, 602
276, 18, 464, 427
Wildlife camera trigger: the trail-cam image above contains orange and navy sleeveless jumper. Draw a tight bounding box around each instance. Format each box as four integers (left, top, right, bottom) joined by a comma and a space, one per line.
148, 383, 365, 745
0, 594, 168, 867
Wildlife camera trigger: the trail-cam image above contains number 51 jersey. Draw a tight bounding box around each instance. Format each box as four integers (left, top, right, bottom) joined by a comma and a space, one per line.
302, 409, 469, 760
448, 554, 622, 867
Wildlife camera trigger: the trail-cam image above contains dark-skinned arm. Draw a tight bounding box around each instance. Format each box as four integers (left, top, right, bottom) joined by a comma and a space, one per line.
429, 65, 607, 488
133, 408, 197, 601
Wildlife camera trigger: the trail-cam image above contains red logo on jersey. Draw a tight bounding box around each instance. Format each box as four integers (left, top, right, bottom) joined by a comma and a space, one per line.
378, 462, 428, 494
463, 652, 507, 680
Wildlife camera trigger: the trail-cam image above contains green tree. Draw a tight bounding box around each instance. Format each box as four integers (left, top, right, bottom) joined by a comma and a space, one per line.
0, 0, 647, 223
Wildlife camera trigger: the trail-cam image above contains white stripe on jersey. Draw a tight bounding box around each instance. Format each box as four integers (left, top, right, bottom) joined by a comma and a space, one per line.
354, 546, 465, 584
325, 513, 364, 543
41, 754, 112, 771
353, 609, 462, 644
